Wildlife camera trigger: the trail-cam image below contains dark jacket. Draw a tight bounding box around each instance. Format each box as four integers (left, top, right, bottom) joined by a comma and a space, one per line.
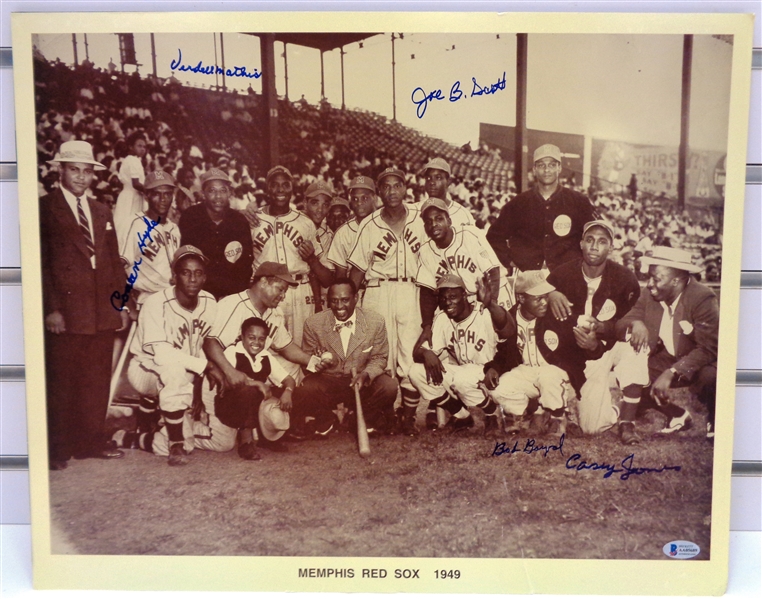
178, 204, 254, 300
484, 304, 590, 394
547, 258, 641, 347
40, 189, 124, 334
486, 186, 597, 272
615, 278, 719, 380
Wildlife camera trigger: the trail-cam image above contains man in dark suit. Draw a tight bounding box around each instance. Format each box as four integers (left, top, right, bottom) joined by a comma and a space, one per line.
615, 246, 719, 441
41, 140, 129, 470
291, 278, 399, 437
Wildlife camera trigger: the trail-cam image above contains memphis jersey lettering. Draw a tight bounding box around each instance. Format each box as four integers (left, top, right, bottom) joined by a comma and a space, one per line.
416, 227, 501, 292
251, 210, 321, 273
119, 214, 181, 296
131, 287, 217, 362
431, 307, 498, 366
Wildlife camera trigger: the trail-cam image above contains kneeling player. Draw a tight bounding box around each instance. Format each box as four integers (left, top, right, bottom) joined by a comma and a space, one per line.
409, 274, 512, 436
216, 317, 297, 460
115, 246, 219, 466
484, 271, 575, 435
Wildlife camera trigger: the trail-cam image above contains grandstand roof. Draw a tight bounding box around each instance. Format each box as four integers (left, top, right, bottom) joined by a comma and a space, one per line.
243, 33, 381, 52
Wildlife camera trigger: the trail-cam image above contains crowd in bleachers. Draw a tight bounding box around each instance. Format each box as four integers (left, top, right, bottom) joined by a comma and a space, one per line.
33, 56, 722, 282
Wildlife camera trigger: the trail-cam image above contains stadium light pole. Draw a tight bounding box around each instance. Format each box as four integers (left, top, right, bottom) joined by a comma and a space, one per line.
391, 33, 397, 121
283, 43, 289, 100
260, 34, 280, 168
515, 33, 529, 193
150, 33, 157, 78
71, 34, 78, 66
320, 50, 326, 100
84, 34, 89, 63
678, 34, 693, 212
340, 46, 346, 110
220, 33, 227, 92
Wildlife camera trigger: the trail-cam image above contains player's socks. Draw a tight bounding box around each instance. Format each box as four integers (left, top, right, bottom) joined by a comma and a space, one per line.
476, 397, 498, 415
162, 410, 185, 444
401, 388, 421, 409
424, 400, 438, 430
435, 394, 466, 417
137, 396, 159, 432
618, 400, 639, 423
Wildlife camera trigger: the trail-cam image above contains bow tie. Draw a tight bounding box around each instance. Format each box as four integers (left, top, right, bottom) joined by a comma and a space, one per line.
334, 320, 353, 332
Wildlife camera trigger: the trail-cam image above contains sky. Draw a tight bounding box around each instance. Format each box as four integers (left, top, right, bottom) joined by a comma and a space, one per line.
34, 31, 733, 152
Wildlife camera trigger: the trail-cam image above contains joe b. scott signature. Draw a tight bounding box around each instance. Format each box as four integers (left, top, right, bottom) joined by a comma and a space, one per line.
170, 49, 262, 79
411, 72, 507, 119
491, 435, 682, 481
111, 216, 160, 311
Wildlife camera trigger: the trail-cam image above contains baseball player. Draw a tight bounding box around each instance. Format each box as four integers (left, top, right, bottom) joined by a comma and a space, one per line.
302, 180, 334, 253
324, 176, 378, 280
114, 246, 219, 466
249, 166, 328, 346
483, 271, 576, 435
486, 144, 597, 274
415, 157, 476, 229
326, 197, 352, 235
544, 220, 643, 437
409, 274, 512, 436
119, 170, 181, 306
348, 167, 427, 416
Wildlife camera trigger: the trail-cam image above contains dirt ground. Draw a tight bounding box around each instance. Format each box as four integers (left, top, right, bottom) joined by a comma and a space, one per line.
48, 390, 713, 561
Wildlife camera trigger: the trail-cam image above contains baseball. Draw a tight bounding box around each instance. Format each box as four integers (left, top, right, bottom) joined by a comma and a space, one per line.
320, 351, 334, 363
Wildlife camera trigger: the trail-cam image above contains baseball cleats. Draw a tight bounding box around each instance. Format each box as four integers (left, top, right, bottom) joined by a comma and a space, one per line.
658, 410, 693, 434
444, 414, 474, 433
168, 442, 189, 466
237, 442, 262, 460
400, 405, 419, 436
425, 410, 439, 430
483, 414, 501, 438
618, 422, 640, 445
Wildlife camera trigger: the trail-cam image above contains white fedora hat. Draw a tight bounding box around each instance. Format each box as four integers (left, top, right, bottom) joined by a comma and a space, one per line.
48, 140, 107, 171
258, 398, 290, 441
641, 246, 701, 274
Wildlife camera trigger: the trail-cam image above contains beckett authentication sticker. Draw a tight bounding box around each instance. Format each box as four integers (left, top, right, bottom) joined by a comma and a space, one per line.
11, 8, 752, 596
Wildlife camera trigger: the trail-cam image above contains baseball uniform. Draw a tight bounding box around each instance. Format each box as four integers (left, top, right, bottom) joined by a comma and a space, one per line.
414, 194, 475, 229
347, 204, 426, 392
119, 212, 181, 304
416, 225, 513, 309
127, 285, 217, 456
409, 305, 499, 407
251, 208, 323, 346
324, 219, 359, 271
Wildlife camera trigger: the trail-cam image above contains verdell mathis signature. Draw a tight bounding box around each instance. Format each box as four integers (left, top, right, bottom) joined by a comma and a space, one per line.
170, 49, 262, 80
111, 216, 160, 311
490, 435, 682, 481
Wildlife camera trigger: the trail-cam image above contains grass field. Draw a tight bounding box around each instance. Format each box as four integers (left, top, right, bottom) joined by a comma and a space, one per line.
48, 389, 714, 561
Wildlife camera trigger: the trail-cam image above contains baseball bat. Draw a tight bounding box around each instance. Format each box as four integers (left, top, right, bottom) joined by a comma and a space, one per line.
106, 319, 137, 418
351, 368, 371, 458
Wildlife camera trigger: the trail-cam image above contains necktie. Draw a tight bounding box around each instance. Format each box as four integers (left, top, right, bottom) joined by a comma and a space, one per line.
76, 197, 95, 259
334, 320, 353, 333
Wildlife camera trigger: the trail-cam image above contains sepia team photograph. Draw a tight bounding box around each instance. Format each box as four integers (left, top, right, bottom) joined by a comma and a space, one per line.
10, 10, 752, 595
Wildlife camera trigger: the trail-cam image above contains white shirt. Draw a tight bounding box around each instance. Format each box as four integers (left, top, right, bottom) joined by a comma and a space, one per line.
659, 293, 683, 357
61, 186, 96, 269
334, 311, 356, 355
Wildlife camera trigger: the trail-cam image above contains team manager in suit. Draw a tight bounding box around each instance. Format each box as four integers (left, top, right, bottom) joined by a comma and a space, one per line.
291, 278, 399, 437
41, 140, 129, 470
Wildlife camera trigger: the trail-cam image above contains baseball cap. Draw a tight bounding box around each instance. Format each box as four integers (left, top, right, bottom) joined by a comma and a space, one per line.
329, 197, 351, 210
48, 140, 107, 171
171, 245, 209, 269
144, 170, 177, 190
515, 271, 555, 296
582, 220, 615, 241
533, 144, 562, 164
348, 175, 376, 193
259, 398, 290, 441
420, 157, 451, 176
437, 273, 467, 290
420, 197, 450, 217
305, 180, 334, 199
266, 165, 293, 183
200, 168, 230, 186
376, 167, 406, 187
253, 262, 299, 286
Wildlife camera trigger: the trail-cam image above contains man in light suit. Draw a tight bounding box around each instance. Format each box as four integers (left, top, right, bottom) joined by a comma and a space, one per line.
291, 278, 399, 437
614, 246, 719, 441
41, 140, 129, 470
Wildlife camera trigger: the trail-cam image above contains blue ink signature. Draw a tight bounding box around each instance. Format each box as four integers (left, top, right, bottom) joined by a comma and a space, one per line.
411, 72, 507, 119
565, 452, 682, 481
170, 49, 262, 80
111, 216, 160, 311
491, 434, 565, 458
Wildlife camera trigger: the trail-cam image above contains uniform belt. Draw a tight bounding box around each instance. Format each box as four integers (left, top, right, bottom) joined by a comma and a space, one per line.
377, 277, 415, 283
292, 273, 311, 284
